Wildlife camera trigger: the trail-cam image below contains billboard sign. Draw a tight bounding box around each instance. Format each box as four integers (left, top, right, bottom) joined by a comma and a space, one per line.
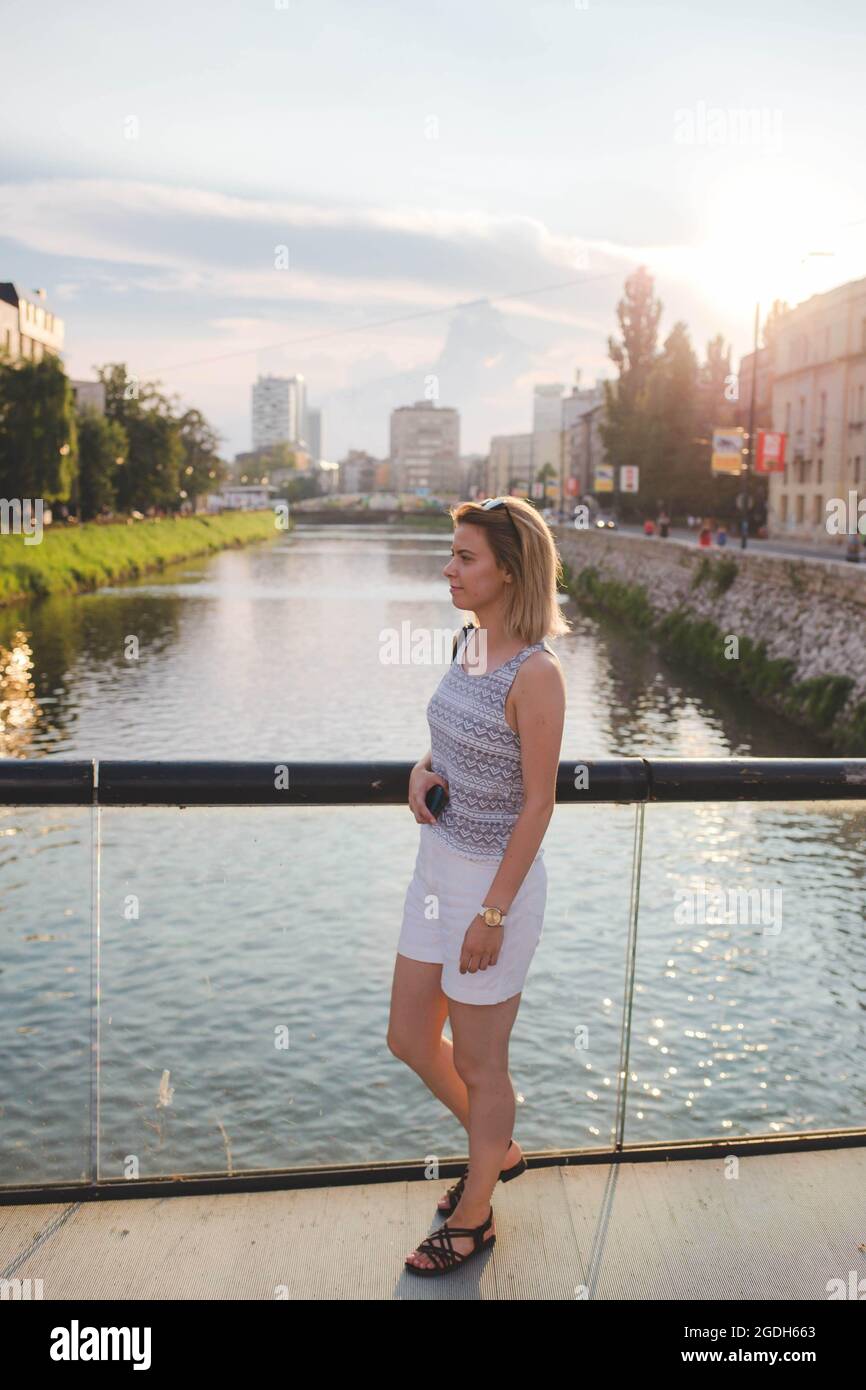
711, 427, 746, 475
595, 464, 615, 493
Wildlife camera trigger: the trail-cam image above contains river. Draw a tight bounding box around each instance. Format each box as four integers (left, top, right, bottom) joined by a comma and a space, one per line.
1, 523, 863, 1186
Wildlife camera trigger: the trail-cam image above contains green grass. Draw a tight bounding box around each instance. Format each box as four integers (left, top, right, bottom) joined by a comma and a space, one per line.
690, 554, 738, 596
574, 565, 655, 628
0, 510, 282, 606
781, 674, 855, 730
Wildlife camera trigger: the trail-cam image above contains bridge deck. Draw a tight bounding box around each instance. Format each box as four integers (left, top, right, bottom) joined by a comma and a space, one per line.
2, 1145, 864, 1299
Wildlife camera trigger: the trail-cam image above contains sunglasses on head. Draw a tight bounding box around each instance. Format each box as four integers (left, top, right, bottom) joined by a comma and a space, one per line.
479, 496, 521, 541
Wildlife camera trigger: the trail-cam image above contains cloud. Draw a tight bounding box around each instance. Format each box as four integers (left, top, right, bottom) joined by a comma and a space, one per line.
0, 176, 635, 325
1, 174, 715, 457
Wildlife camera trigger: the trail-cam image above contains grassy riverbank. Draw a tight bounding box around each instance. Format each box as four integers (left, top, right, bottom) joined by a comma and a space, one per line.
0, 510, 282, 608
561, 558, 866, 754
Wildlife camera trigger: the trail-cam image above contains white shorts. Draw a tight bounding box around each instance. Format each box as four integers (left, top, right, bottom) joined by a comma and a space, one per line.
396, 822, 547, 1005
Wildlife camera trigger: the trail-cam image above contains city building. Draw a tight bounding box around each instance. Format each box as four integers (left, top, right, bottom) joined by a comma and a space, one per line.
389, 400, 460, 495
206, 483, 277, 512
737, 346, 773, 432
488, 433, 532, 497
767, 276, 866, 542
70, 379, 106, 413
563, 380, 608, 498
0, 284, 64, 361
235, 444, 310, 483
338, 449, 380, 494
305, 406, 322, 463
530, 428, 563, 500
460, 453, 487, 500
251, 373, 306, 451
532, 383, 566, 433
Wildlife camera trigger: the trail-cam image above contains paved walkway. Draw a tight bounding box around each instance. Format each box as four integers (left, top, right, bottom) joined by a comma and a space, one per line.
2, 1145, 864, 1299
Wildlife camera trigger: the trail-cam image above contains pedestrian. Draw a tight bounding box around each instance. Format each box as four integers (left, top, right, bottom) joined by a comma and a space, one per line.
658, 509, 670, 539
643, 517, 656, 535
697, 519, 713, 548
716, 523, 728, 547
392, 494, 567, 1276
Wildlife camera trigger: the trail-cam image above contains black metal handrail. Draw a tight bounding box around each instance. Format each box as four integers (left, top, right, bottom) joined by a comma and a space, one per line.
2, 756, 865, 804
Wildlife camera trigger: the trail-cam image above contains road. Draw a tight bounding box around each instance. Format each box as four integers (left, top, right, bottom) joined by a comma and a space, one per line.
552, 516, 866, 569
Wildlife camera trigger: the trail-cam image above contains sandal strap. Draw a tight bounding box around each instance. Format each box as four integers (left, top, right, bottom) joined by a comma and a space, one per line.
415, 1207, 494, 1268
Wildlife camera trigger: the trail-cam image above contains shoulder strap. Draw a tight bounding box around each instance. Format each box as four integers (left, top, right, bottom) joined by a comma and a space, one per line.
451, 623, 475, 662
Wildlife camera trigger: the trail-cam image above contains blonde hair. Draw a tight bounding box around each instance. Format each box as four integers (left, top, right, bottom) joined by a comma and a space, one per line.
449, 496, 572, 646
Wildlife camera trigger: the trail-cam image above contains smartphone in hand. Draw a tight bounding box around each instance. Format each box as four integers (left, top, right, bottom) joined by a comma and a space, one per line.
425, 784, 448, 818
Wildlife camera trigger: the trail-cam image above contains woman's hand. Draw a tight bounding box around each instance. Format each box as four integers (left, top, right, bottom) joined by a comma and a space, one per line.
459, 915, 502, 974
408, 765, 449, 824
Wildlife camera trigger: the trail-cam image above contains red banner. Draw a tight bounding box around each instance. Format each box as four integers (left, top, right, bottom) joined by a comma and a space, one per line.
755, 430, 786, 472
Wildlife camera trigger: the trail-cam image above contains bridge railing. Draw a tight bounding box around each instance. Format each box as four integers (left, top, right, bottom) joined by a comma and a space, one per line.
1, 757, 865, 1205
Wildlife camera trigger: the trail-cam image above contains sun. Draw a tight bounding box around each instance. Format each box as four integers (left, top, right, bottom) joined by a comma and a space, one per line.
691, 159, 860, 323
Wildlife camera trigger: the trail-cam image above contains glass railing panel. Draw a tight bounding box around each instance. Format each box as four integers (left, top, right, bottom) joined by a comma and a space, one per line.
0, 803, 94, 1189
623, 798, 866, 1144
96, 802, 644, 1177
490, 801, 643, 1158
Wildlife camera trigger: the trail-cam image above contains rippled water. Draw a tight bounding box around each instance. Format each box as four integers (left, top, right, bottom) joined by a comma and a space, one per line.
1, 524, 863, 1185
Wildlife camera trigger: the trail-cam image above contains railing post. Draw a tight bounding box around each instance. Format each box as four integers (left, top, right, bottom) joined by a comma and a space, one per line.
89, 760, 101, 1184
612, 799, 645, 1151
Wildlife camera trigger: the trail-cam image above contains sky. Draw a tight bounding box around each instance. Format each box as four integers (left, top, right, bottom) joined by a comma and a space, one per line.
1, 0, 864, 463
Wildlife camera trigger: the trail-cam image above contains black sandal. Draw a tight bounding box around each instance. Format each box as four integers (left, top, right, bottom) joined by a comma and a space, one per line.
405, 1205, 495, 1277
436, 1138, 526, 1216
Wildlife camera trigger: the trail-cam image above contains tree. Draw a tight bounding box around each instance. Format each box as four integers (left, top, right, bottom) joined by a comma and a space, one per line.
76, 407, 127, 520
600, 265, 662, 513
700, 333, 735, 425
178, 408, 227, 508
96, 362, 184, 513
698, 334, 741, 521
0, 354, 77, 501
647, 321, 703, 516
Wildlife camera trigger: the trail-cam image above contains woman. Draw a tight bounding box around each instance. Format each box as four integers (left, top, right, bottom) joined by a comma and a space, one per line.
388, 495, 569, 1276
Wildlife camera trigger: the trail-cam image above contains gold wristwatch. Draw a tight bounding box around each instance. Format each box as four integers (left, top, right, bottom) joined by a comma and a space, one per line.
480, 904, 507, 928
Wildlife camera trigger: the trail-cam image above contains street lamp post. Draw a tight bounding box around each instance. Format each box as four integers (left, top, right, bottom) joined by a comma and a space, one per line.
741, 301, 760, 550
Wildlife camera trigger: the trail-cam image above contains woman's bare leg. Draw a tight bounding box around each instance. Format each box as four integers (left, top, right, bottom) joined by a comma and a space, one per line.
404, 990, 522, 1269
388, 954, 477, 1124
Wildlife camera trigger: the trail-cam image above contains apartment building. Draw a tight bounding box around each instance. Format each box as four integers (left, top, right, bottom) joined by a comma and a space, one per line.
69, 380, 106, 413
0, 284, 64, 361
338, 450, 380, 494
389, 400, 460, 494
769, 276, 866, 542
563, 380, 608, 497
252, 374, 306, 451
487, 433, 532, 497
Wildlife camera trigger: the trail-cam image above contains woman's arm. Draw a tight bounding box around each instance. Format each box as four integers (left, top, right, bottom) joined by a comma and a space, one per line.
480, 652, 565, 913
413, 747, 432, 772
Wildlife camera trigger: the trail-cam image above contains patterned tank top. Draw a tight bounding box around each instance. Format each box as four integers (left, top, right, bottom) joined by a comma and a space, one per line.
426, 624, 552, 861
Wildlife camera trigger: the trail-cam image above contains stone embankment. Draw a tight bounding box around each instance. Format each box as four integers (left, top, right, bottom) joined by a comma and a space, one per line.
556, 529, 866, 753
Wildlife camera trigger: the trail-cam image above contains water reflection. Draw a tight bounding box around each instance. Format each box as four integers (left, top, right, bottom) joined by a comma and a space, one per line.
0, 630, 43, 757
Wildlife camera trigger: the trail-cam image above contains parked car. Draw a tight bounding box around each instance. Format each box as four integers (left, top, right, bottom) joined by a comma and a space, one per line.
594, 511, 617, 529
